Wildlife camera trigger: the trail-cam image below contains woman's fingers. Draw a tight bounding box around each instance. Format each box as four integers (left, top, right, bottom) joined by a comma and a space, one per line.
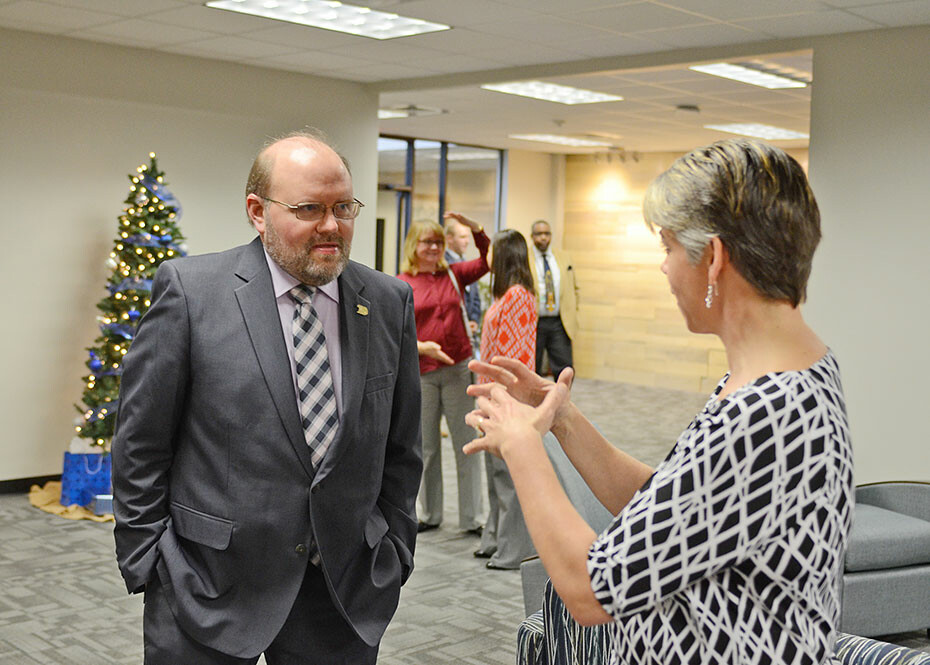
468, 359, 516, 384
491, 356, 537, 377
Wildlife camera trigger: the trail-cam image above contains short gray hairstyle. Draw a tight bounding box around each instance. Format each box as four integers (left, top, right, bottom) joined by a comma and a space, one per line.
643, 138, 820, 306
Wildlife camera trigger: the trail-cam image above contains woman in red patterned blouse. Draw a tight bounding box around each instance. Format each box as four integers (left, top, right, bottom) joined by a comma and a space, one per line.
474, 229, 538, 569
397, 213, 490, 535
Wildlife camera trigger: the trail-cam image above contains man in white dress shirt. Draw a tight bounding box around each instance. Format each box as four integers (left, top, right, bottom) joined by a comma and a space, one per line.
529, 220, 578, 380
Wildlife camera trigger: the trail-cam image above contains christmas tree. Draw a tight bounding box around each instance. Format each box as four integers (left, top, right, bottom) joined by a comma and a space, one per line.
73, 153, 186, 451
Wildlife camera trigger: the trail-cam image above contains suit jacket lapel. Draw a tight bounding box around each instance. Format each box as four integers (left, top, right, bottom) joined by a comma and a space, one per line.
317, 262, 369, 475
234, 237, 314, 478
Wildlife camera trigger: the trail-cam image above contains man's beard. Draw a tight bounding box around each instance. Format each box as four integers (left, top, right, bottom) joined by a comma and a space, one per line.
263, 221, 350, 286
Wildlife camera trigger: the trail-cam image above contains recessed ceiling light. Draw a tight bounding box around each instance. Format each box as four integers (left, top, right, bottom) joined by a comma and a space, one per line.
483, 81, 623, 105
690, 63, 808, 89
705, 123, 809, 140
205, 0, 450, 40
509, 134, 613, 147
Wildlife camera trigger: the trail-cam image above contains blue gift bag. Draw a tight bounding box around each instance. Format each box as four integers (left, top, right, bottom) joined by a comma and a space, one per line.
60, 452, 112, 507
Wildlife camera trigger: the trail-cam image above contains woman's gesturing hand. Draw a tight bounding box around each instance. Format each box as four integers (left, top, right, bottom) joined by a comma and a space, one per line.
464, 361, 573, 459
418, 340, 454, 365
467, 357, 573, 410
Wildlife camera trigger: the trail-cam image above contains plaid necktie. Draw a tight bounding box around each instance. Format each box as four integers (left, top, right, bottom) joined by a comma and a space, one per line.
290, 285, 338, 468
542, 253, 556, 313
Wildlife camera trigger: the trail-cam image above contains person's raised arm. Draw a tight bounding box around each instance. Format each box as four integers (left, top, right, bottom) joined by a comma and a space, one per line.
467, 358, 653, 515
443, 212, 489, 285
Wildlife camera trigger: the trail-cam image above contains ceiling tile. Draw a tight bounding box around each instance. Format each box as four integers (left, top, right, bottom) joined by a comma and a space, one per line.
160, 34, 300, 60
734, 9, 882, 37
494, 0, 642, 14
820, 0, 915, 7
391, 0, 542, 26
255, 50, 377, 73
642, 21, 762, 48
146, 4, 267, 33
470, 15, 620, 44
657, 0, 835, 21
242, 23, 363, 49
569, 2, 711, 32
0, 0, 115, 32
333, 40, 451, 64
846, 1, 930, 26
39, 0, 186, 15
80, 18, 217, 47
334, 61, 436, 81
410, 53, 506, 75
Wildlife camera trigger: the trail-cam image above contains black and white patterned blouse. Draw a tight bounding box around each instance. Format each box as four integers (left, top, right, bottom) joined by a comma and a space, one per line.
588, 350, 854, 665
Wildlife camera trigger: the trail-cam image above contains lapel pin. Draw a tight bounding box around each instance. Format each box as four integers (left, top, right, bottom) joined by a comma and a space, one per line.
356, 304, 369, 316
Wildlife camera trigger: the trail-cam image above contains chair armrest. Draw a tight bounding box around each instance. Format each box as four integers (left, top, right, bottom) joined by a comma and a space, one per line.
856, 482, 930, 523
521, 556, 549, 617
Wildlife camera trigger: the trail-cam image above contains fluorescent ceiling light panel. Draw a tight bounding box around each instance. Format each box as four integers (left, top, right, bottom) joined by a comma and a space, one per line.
705, 123, 809, 140
378, 109, 409, 119
690, 63, 808, 89
205, 0, 450, 39
482, 81, 622, 105
509, 134, 612, 147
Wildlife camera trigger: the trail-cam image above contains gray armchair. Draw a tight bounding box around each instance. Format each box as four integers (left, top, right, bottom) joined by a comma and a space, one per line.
841, 481, 930, 637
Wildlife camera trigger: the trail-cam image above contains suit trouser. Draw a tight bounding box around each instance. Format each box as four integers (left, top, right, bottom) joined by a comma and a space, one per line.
418, 360, 484, 530
479, 453, 536, 568
142, 562, 378, 665
536, 315, 573, 380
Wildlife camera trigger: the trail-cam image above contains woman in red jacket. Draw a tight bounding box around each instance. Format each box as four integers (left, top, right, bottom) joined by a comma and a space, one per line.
473, 229, 538, 568
397, 212, 489, 533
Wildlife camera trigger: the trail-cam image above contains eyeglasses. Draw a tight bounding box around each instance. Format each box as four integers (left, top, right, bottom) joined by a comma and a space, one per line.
263, 197, 364, 222
532, 231, 551, 237
417, 238, 443, 248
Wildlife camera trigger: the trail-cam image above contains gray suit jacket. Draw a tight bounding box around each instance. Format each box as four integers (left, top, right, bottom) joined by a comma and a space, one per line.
112, 236, 422, 658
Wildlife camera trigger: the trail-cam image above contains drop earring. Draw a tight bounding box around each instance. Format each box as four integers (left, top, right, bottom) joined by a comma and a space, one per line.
704, 283, 717, 308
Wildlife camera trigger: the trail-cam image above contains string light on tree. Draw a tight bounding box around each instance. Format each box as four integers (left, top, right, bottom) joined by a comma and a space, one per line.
72, 153, 187, 451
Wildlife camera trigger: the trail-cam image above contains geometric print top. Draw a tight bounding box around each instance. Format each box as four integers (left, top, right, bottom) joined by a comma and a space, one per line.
478, 285, 537, 384
587, 350, 854, 665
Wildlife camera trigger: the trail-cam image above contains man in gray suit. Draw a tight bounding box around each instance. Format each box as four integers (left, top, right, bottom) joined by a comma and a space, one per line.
112, 130, 422, 664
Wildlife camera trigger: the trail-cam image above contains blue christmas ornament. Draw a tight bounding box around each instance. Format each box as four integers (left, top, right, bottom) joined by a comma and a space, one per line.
90, 358, 103, 372
159, 234, 173, 245
128, 308, 141, 321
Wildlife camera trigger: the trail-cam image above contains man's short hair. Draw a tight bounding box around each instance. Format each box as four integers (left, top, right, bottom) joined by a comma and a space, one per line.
643, 138, 820, 306
245, 128, 351, 224
531, 220, 550, 233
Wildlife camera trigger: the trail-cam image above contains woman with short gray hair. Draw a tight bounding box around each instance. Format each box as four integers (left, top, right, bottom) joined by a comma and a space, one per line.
465, 138, 854, 665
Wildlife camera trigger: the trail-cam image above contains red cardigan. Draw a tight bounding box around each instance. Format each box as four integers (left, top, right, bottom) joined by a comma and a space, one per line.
397, 230, 489, 375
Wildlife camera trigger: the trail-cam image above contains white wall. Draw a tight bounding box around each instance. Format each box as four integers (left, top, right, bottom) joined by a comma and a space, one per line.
806, 25, 930, 484
503, 149, 564, 239
0, 28, 380, 481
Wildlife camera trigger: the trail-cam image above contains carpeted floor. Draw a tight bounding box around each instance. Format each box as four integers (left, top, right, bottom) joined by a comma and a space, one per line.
0, 377, 926, 664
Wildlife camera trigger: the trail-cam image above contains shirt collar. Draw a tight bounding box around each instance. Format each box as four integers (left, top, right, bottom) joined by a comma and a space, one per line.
264, 247, 340, 304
